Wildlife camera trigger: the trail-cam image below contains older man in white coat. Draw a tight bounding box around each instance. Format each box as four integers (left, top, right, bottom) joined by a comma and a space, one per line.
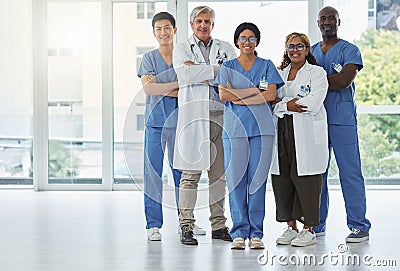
173, 6, 236, 245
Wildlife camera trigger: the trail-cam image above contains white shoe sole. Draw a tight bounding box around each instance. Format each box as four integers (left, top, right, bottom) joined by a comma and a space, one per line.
193, 225, 206, 235
346, 236, 369, 243
148, 236, 161, 241
276, 239, 294, 245
291, 239, 317, 247
231, 243, 246, 249
249, 244, 265, 249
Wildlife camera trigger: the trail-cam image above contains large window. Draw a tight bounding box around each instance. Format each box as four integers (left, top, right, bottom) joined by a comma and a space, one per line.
18, 0, 398, 190
0, 1, 33, 186
46, 2, 103, 185
136, 2, 156, 19
113, 1, 167, 187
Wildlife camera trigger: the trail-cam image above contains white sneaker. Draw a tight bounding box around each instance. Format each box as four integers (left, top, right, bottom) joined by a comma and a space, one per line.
147, 227, 161, 241
315, 231, 326, 237
193, 224, 206, 235
249, 237, 265, 249
276, 226, 298, 245
231, 237, 246, 250
291, 229, 316, 247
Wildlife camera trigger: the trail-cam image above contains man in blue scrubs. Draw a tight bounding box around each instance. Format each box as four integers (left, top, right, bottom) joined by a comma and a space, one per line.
137, 12, 182, 241
311, 6, 371, 243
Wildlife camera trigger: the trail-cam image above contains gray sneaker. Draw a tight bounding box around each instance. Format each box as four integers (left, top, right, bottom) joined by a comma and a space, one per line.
249, 237, 265, 249
345, 228, 369, 243
291, 229, 317, 247
276, 226, 298, 245
231, 237, 246, 250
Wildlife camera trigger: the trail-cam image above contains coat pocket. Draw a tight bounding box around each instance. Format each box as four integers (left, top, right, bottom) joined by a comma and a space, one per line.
313, 120, 327, 145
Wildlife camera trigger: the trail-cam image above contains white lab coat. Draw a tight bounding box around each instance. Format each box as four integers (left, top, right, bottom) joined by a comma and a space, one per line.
172, 34, 236, 171
270, 62, 329, 176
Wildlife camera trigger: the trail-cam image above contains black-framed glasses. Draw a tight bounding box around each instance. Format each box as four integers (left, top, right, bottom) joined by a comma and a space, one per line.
239, 37, 257, 44
286, 43, 306, 51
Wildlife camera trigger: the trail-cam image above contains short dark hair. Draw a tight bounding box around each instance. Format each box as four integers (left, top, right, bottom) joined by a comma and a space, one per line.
233, 22, 261, 49
152, 12, 176, 29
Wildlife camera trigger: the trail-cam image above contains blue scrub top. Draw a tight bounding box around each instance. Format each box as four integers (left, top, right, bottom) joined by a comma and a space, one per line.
311, 40, 363, 125
216, 57, 284, 138
137, 49, 178, 128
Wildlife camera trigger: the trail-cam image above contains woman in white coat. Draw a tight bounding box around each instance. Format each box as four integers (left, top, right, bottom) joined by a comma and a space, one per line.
270, 32, 329, 247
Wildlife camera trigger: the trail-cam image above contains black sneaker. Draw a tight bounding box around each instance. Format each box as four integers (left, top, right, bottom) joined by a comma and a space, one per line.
345, 228, 369, 243
181, 225, 198, 245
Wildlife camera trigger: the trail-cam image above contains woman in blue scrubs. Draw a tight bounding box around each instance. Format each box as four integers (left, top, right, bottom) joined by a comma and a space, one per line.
216, 22, 284, 250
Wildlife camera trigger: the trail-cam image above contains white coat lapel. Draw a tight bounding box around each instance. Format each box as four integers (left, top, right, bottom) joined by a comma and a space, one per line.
209, 39, 220, 65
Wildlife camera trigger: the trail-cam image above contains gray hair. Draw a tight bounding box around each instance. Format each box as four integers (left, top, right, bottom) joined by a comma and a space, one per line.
190, 6, 215, 22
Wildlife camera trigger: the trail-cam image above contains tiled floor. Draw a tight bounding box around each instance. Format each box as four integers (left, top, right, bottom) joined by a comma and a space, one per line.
0, 188, 398, 271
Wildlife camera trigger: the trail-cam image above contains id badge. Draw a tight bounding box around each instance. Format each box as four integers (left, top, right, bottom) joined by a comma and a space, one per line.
259, 77, 268, 90
331, 62, 343, 73
297, 85, 310, 98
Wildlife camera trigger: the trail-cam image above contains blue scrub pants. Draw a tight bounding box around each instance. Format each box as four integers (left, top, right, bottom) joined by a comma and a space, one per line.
314, 124, 371, 233
223, 135, 274, 239
144, 126, 181, 229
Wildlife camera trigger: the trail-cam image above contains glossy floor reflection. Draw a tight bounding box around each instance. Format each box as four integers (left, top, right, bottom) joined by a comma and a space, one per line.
0, 188, 398, 270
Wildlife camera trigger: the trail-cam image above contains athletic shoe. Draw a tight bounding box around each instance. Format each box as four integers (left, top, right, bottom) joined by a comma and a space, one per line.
345, 228, 369, 243
291, 229, 317, 247
315, 231, 326, 237
249, 238, 265, 249
231, 237, 246, 250
193, 224, 206, 235
147, 227, 161, 241
276, 226, 298, 245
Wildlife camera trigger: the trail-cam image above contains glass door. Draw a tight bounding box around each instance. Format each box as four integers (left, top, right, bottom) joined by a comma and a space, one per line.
47, 1, 103, 185
34, 0, 112, 190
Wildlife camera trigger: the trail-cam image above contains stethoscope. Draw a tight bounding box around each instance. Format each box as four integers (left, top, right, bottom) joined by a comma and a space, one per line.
190, 42, 227, 65
216, 48, 227, 65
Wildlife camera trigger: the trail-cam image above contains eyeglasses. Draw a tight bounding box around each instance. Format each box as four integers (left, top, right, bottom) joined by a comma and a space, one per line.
239, 37, 257, 44
286, 43, 306, 51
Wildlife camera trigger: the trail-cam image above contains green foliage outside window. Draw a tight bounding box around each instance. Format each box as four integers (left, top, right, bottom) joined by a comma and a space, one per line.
29, 140, 79, 178
355, 29, 400, 105
48, 140, 79, 178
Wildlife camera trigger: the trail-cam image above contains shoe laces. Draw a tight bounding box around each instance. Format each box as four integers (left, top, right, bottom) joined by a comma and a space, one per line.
149, 227, 159, 233
282, 226, 295, 237
183, 225, 194, 233
351, 228, 360, 235
297, 229, 310, 239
